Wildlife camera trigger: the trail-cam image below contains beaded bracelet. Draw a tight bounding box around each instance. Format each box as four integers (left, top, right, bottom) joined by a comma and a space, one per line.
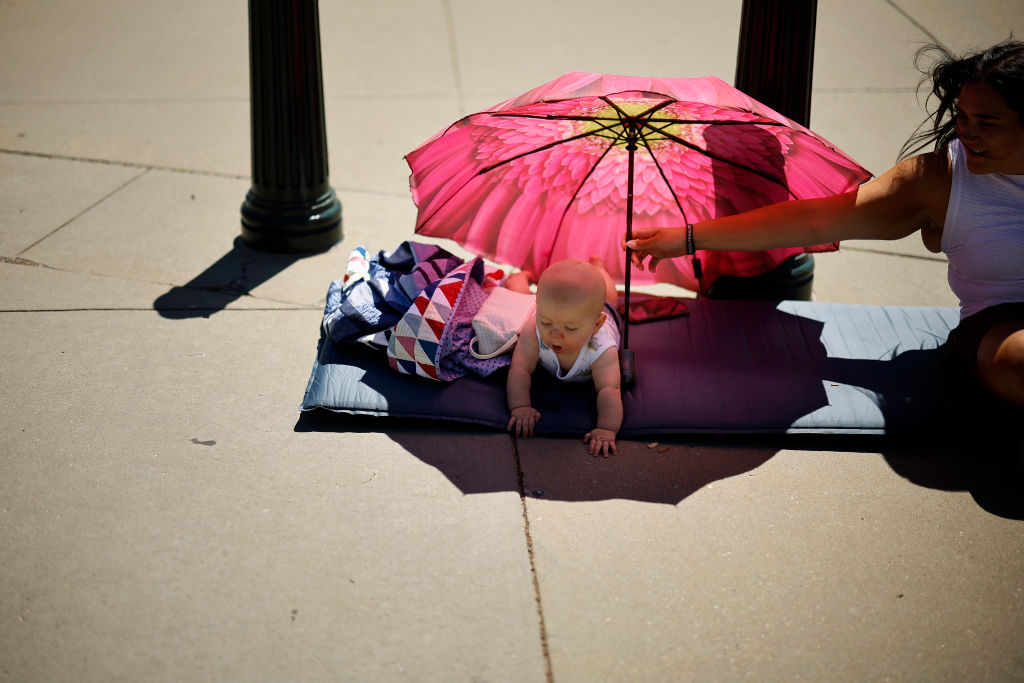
686, 223, 695, 256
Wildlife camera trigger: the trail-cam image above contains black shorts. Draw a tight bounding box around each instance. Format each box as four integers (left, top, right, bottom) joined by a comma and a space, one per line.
943, 302, 1024, 367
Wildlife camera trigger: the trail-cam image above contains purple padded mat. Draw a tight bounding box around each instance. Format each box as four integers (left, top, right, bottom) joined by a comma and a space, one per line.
300, 299, 976, 435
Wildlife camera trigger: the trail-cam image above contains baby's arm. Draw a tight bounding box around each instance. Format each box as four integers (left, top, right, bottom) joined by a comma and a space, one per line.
507, 317, 541, 437
584, 347, 622, 457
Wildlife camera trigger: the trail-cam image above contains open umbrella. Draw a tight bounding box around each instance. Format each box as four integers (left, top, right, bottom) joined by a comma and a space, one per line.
405, 71, 871, 350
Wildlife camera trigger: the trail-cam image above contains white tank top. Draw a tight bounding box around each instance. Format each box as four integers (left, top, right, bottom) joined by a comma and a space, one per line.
942, 138, 1024, 319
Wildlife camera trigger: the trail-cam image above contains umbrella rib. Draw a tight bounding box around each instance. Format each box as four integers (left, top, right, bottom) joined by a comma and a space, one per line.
553, 127, 625, 235
639, 120, 798, 198
635, 134, 691, 225
645, 117, 786, 127
489, 114, 785, 127
489, 111, 650, 143
489, 112, 621, 123
476, 122, 621, 175
415, 119, 622, 231
598, 95, 675, 121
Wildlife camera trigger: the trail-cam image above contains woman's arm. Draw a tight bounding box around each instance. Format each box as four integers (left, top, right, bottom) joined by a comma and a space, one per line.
628, 151, 950, 270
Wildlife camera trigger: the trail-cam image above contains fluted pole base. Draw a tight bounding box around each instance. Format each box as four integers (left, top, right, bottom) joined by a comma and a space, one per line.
241, 188, 341, 253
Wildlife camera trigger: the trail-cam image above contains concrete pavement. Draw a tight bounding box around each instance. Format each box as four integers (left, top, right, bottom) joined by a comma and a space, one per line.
2, 0, 1022, 680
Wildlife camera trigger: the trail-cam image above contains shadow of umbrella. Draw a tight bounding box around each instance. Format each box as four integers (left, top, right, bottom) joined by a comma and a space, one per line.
296, 409, 1022, 517
294, 299, 1022, 518
153, 237, 313, 319
293, 410, 775, 505
294, 302, 834, 505
515, 436, 776, 504
298, 407, 1022, 519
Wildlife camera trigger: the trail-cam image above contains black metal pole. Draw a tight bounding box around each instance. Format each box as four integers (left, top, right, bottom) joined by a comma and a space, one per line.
734, 0, 817, 127
241, 0, 342, 252
710, 0, 817, 301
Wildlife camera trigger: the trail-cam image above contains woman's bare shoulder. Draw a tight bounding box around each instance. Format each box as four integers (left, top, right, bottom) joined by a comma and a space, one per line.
852, 149, 952, 239
862, 149, 951, 209
883, 149, 951, 186
900, 149, 952, 224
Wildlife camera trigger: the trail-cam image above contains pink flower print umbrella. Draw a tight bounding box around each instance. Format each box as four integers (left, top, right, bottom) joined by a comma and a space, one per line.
405, 72, 871, 347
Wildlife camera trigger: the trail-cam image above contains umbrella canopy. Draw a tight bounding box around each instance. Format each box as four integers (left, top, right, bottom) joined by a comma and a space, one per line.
406, 72, 871, 294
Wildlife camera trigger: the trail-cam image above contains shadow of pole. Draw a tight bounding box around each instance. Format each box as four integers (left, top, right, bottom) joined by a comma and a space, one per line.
155, 0, 344, 320
153, 236, 314, 319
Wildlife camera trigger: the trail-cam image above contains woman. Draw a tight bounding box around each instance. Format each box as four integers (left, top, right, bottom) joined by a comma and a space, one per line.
626, 40, 1024, 408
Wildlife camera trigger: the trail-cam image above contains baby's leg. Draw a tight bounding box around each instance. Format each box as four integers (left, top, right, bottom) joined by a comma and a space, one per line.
505, 270, 534, 294
588, 256, 618, 306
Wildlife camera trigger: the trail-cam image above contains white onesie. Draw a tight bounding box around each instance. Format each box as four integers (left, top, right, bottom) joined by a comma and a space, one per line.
536, 308, 620, 382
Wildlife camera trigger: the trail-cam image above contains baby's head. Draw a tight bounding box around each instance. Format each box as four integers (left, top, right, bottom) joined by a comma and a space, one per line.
534, 259, 608, 357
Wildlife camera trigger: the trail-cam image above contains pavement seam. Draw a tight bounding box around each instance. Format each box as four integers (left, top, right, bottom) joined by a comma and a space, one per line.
15, 167, 150, 257
840, 245, 947, 262
0, 97, 249, 105
812, 86, 918, 94
1, 245, 325, 311
0, 148, 249, 180
0, 148, 411, 199
0, 257, 318, 313
440, 0, 466, 116
512, 437, 555, 683
883, 0, 946, 49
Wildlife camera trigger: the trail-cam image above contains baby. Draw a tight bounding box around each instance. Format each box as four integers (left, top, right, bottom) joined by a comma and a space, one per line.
505, 257, 623, 457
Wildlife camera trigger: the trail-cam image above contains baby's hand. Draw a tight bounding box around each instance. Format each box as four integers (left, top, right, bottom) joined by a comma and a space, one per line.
508, 406, 541, 438
584, 428, 618, 457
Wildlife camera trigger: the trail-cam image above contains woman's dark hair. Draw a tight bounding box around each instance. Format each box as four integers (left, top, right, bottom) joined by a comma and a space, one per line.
899, 37, 1024, 160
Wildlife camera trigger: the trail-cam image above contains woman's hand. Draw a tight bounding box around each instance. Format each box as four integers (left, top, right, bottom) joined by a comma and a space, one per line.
625, 227, 687, 271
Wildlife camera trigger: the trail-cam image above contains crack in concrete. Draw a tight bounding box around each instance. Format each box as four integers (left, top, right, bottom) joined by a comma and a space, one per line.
512, 437, 554, 683
0, 256, 43, 267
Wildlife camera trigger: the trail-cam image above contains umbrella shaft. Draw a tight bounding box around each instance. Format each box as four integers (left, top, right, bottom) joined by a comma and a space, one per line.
623, 137, 635, 350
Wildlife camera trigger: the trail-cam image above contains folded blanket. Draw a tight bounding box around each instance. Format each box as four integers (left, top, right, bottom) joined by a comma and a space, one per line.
325, 242, 509, 381
322, 241, 465, 344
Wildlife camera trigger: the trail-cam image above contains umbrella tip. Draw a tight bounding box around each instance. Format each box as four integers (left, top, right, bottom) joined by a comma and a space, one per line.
619, 349, 636, 389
